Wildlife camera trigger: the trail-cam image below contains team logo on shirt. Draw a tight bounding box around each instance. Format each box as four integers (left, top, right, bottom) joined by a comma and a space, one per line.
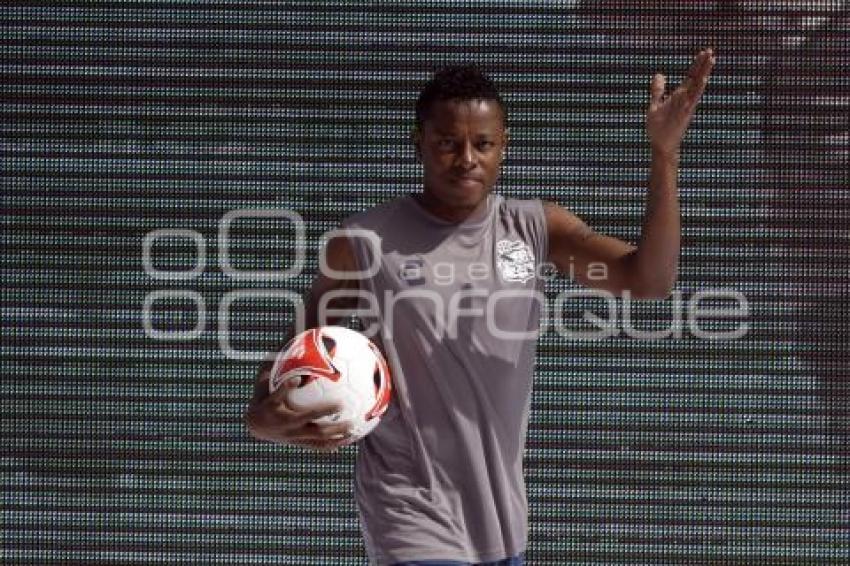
496, 239, 536, 283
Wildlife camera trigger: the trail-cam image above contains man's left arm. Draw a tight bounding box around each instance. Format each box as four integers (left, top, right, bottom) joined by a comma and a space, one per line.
546, 47, 716, 299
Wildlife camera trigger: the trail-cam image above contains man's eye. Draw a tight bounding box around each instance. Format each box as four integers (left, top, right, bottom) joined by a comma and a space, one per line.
437, 139, 455, 149
478, 141, 495, 150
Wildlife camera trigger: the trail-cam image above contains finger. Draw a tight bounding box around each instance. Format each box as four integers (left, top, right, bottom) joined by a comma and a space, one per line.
289, 420, 355, 443
694, 49, 716, 82
649, 73, 665, 108
304, 421, 354, 440
680, 49, 709, 83
301, 401, 346, 423
685, 48, 716, 97
667, 55, 713, 114
268, 378, 296, 402
264, 385, 301, 413
268, 399, 346, 437
312, 419, 356, 440
267, 372, 308, 406
276, 397, 344, 422
690, 47, 714, 74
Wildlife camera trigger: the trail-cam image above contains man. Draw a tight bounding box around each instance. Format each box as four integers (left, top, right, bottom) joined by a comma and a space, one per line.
244, 50, 715, 565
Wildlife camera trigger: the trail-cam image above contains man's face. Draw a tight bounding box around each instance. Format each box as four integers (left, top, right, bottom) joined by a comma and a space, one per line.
414, 98, 507, 220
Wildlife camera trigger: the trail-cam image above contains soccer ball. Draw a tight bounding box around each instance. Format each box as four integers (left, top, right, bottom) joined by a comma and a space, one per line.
269, 326, 392, 441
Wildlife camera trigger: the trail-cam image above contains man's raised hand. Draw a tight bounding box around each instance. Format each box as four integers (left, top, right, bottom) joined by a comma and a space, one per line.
646, 47, 716, 155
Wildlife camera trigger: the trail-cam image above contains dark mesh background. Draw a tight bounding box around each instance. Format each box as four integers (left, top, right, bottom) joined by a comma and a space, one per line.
2, 1, 847, 564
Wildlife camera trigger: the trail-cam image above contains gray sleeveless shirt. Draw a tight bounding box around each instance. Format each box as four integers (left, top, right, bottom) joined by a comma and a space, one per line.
341, 193, 549, 564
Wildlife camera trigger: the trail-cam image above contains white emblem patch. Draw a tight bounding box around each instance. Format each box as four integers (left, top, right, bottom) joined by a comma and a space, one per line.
496, 239, 536, 283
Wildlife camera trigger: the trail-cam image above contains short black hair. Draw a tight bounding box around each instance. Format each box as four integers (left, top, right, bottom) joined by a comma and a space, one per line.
414, 65, 505, 129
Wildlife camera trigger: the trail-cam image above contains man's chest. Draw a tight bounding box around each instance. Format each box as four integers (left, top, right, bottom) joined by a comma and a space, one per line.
380, 235, 539, 297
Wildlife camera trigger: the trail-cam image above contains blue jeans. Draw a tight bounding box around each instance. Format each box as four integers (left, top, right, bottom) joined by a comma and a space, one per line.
391, 553, 524, 566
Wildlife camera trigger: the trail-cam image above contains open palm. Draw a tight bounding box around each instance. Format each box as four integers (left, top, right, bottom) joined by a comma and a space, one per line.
646, 48, 716, 154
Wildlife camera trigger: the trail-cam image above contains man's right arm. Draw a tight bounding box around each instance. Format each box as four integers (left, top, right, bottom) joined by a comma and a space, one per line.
243, 233, 361, 451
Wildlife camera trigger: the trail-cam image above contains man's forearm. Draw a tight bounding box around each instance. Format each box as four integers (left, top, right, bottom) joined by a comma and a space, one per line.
627, 147, 681, 298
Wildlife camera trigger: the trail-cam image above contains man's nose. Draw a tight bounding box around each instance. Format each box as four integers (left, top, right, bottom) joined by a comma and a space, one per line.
456, 141, 476, 168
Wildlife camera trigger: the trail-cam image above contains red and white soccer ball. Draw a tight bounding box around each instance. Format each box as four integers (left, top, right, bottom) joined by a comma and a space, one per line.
269, 326, 392, 442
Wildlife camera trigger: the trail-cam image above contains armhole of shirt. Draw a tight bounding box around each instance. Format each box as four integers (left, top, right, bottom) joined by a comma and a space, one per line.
534, 198, 550, 267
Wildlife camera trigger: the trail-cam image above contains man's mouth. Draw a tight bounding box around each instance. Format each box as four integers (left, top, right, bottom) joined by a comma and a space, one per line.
452, 175, 483, 186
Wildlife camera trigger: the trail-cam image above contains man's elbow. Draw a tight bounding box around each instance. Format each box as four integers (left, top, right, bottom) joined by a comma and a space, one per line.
615, 252, 676, 300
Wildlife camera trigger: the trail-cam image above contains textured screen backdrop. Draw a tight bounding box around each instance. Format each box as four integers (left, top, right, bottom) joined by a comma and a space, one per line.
2, 1, 848, 564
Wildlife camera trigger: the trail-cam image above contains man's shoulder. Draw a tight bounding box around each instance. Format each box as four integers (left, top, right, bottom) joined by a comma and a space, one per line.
341, 195, 408, 230
498, 195, 546, 221
500, 195, 543, 208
